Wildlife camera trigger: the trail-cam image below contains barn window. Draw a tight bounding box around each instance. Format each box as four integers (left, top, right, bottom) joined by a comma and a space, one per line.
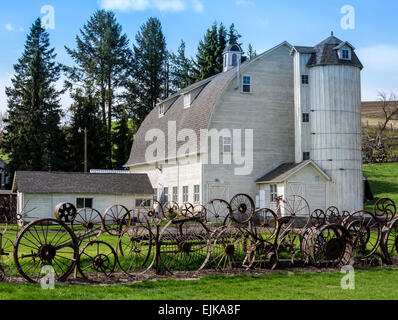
223, 137, 232, 153
173, 187, 178, 202
159, 104, 165, 116
194, 185, 200, 203
270, 185, 278, 202
183, 186, 189, 203
301, 75, 309, 85
242, 75, 251, 93
184, 93, 191, 108
161, 187, 169, 203
153, 188, 158, 201
302, 113, 310, 123
303, 152, 310, 161
76, 198, 93, 209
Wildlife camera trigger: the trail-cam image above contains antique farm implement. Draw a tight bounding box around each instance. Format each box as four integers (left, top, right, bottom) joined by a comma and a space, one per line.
1, 195, 398, 283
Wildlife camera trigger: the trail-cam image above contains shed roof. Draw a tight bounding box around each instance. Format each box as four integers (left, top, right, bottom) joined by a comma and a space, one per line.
255, 161, 330, 183
12, 171, 153, 195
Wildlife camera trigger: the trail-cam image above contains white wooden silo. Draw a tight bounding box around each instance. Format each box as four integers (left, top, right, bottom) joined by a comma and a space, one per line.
309, 64, 363, 212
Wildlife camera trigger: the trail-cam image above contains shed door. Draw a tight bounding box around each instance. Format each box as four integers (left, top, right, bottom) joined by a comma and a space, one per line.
287, 182, 305, 198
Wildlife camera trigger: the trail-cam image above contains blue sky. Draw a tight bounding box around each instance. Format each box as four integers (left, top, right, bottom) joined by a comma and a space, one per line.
0, 0, 397, 112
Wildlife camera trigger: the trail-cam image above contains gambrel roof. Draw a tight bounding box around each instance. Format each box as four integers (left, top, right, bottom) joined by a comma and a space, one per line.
291, 35, 363, 69
12, 171, 153, 195
125, 42, 292, 167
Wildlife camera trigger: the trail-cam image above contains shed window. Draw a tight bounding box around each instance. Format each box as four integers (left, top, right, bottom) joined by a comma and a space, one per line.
77, 198, 93, 209
162, 187, 169, 204
232, 54, 237, 66
153, 188, 158, 201
270, 185, 278, 203
301, 75, 309, 85
184, 93, 191, 108
159, 104, 165, 116
242, 75, 251, 93
136, 199, 152, 207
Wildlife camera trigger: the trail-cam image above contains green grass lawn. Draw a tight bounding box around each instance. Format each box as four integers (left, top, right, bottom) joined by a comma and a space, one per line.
364, 162, 398, 211
1, 268, 398, 300
0, 162, 397, 300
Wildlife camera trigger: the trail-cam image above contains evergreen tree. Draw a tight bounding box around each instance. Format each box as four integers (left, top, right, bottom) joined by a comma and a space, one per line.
193, 22, 227, 81
128, 17, 167, 127
66, 90, 108, 171
3, 18, 66, 180
227, 23, 242, 45
113, 107, 132, 170
65, 10, 132, 168
170, 40, 195, 90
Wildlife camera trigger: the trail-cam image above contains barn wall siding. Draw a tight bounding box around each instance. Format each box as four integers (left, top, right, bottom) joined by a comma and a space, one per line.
21, 193, 152, 222
204, 44, 295, 203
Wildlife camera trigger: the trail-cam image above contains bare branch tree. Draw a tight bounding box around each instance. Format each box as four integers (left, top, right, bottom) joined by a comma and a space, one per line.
376, 91, 398, 145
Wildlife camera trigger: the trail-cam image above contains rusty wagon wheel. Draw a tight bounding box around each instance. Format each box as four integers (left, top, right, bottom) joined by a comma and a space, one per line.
250, 208, 279, 242
153, 218, 210, 273
311, 224, 352, 268
381, 218, 398, 265
13, 218, 79, 283
162, 202, 180, 221
181, 203, 195, 218
209, 225, 250, 271
310, 209, 326, 227
374, 198, 396, 223
204, 199, 232, 227
54, 202, 77, 224
229, 194, 255, 224
117, 211, 153, 274
0, 234, 14, 266
325, 206, 341, 224
103, 204, 131, 236
78, 241, 117, 281
345, 210, 382, 261
245, 238, 278, 270
71, 208, 104, 248
277, 230, 303, 267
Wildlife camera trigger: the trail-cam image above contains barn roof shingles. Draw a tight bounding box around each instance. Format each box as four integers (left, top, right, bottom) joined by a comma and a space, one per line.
13, 171, 153, 195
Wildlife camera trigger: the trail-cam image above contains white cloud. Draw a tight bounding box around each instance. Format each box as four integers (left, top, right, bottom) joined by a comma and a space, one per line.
357, 45, 398, 101
191, 0, 203, 13
100, 0, 203, 12
5, 24, 14, 31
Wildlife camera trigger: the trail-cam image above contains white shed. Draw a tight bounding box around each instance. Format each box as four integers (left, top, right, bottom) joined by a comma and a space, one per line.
256, 160, 331, 216
12, 171, 153, 223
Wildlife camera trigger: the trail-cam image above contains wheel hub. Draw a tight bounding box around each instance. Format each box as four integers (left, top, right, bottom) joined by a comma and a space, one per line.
38, 244, 56, 262
325, 238, 344, 260
225, 244, 235, 256
178, 242, 192, 253
238, 204, 247, 214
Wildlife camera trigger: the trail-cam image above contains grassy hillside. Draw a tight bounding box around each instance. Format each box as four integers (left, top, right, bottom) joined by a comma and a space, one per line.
363, 162, 398, 211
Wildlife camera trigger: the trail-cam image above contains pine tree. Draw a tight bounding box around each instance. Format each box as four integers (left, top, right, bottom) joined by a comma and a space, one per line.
227, 23, 242, 46
113, 107, 132, 170
66, 90, 108, 172
3, 18, 66, 180
65, 10, 132, 168
128, 17, 167, 127
170, 40, 195, 90
193, 22, 227, 81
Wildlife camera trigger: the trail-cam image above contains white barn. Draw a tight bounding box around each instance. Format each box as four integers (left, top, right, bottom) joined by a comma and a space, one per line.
12, 171, 153, 222
125, 34, 364, 214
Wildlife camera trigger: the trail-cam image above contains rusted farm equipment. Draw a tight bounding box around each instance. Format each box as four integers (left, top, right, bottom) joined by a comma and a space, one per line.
3, 195, 398, 284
